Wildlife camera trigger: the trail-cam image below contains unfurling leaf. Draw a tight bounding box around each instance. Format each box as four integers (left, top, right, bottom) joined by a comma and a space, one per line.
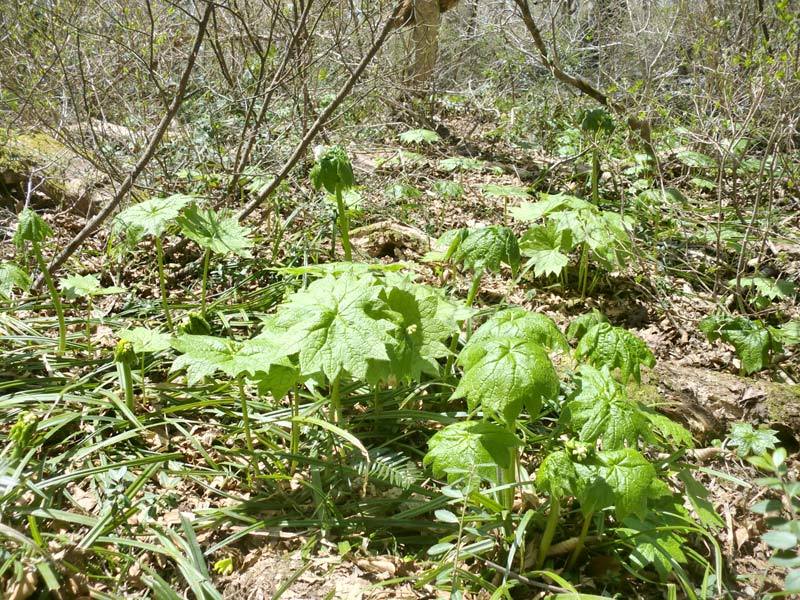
310, 145, 355, 194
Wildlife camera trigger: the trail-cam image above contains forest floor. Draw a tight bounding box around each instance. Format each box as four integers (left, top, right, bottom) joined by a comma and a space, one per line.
1, 110, 799, 599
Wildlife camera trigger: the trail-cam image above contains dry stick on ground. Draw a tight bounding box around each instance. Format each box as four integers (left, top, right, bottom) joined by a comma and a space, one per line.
511, 0, 654, 157
32, 1, 214, 288
165, 3, 404, 279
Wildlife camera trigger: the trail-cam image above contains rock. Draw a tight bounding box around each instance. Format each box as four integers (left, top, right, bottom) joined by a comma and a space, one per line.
0, 130, 113, 216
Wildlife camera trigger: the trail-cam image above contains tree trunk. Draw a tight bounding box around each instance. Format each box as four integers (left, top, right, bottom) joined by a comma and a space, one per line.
410, 0, 442, 89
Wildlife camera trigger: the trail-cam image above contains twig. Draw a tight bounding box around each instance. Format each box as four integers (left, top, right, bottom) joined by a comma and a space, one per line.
33, 1, 214, 288
478, 557, 571, 594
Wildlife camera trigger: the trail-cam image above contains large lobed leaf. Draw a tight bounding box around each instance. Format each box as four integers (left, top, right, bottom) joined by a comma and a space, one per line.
424, 421, 521, 485
575, 322, 655, 383
275, 274, 396, 383
113, 194, 196, 241
177, 205, 254, 257
462, 307, 568, 367
699, 313, 780, 374
454, 336, 558, 427
563, 365, 649, 450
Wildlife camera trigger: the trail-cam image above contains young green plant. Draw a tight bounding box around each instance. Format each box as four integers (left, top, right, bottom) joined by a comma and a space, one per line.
176, 205, 254, 316
13, 209, 66, 355
311, 146, 356, 261
113, 194, 197, 330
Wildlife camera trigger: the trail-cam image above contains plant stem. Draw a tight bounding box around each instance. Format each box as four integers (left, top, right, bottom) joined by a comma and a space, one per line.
579, 244, 589, 299
566, 511, 593, 570
329, 376, 341, 424
200, 248, 211, 316
290, 384, 299, 474
33, 240, 66, 355
238, 377, 259, 485
536, 498, 561, 569
501, 446, 518, 512
155, 237, 173, 331
117, 361, 134, 411
465, 269, 484, 307
444, 269, 484, 379
86, 296, 93, 355
591, 147, 600, 204
335, 187, 352, 261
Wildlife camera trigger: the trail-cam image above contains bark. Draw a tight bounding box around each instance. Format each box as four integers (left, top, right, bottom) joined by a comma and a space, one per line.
410, 0, 442, 88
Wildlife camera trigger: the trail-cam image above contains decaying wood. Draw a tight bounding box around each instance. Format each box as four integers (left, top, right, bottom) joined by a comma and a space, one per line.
639, 361, 800, 444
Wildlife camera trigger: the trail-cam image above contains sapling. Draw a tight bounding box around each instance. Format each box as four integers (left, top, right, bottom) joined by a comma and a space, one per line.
311, 145, 356, 261
13, 209, 66, 355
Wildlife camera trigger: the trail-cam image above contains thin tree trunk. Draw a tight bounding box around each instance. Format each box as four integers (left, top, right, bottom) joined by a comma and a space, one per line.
410, 0, 441, 89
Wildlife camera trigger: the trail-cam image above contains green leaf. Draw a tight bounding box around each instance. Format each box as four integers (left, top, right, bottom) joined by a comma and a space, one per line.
736, 276, 795, 301
676, 470, 724, 530
776, 320, 800, 346
462, 307, 568, 367
448, 226, 521, 275
454, 336, 558, 427
422, 228, 469, 263
118, 327, 172, 354
437, 156, 484, 172
575, 323, 655, 383
699, 314, 777, 374
566, 310, 608, 342
58, 274, 124, 299
675, 149, 716, 169
621, 496, 690, 578
519, 224, 572, 278
0, 262, 31, 299
384, 183, 422, 200
424, 421, 521, 485
113, 194, 196, 241
785, 569, 800, 593
762, 530, 798, 551
579, 108, 615, 135
536, 450, 577, 500
275, 274, 396, 382
511, 193, 592, 222
398, 128, 441, 145
310, 145, 355, 194
177, 205, 253, 258
431, 180, 464, 199
171, 334, 292, 385
576, 448, 657, 519
563, 365, 648, 450
482, 184, 530, 199
13, 208, 52, 246
642, 408, 694, 448
727, 422, 779, 457
372, 281, 460, 383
